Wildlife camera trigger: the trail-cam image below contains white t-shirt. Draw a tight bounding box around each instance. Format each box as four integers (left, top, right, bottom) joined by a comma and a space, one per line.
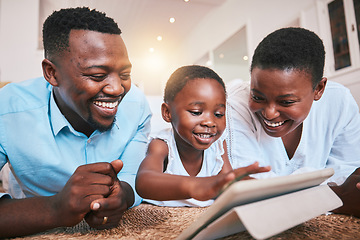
144, 128, 225, 207
226, 80, 360, 185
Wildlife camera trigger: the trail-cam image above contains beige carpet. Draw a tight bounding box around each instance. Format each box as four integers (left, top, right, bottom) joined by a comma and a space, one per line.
8, 203, 360, 240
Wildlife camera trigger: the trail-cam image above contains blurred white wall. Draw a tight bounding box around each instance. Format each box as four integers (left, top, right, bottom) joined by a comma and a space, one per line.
0, 0, 359, 106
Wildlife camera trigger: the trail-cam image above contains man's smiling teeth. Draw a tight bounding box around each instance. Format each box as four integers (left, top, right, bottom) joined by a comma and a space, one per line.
93, 100, 119, 109
264, 119, 285, 127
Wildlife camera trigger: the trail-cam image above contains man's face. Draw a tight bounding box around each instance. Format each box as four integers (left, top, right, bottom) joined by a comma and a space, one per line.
50, 30, 132, 135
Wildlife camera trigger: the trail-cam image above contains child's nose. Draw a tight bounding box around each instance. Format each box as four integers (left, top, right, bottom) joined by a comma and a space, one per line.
201, 116, 216, 128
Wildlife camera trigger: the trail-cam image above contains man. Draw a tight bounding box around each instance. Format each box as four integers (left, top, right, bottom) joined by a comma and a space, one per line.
0, 7, 151, 237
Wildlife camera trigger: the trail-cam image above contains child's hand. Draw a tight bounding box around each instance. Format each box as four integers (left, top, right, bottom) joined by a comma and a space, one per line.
188, 162, 270, 201
220, 162, 271, 191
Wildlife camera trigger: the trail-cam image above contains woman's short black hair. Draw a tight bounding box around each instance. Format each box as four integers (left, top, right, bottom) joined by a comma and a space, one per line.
43, 7, 121, 60
164, 65, 226, 103
250, 27, 325, 88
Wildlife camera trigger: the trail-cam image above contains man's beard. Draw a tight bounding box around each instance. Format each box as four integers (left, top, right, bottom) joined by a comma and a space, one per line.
87, 112, 116, 133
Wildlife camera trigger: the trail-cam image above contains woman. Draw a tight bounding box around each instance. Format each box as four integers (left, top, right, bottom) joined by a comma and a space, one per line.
226, 27, 360, 217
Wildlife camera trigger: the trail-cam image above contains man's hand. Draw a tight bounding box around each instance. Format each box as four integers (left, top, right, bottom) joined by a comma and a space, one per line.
331, 167, 360, 217
51, 161, 120, 227
0, 160, 128, 238
84, 160, 135, 229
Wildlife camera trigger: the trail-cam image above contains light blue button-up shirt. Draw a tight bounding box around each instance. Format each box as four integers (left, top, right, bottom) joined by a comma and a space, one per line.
0, 77, 151, 206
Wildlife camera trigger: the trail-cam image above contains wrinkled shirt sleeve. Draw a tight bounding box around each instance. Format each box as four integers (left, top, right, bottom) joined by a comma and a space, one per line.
0, 138, 11, 199
118, 91, 152, 207
326, 88, 360, 184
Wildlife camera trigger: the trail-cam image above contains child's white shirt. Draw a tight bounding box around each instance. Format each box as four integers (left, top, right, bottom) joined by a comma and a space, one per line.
143, 128, 226, 207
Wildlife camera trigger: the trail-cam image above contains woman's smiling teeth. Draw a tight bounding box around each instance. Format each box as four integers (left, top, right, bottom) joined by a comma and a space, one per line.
264, 119, 285, 127
93, 100, 119, 109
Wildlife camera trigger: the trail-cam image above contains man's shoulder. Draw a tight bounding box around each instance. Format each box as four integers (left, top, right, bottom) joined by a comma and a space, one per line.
124, 83, 147, 102
116, 83, 151, 123
120, 83, 150, 110
0, 77, 51, 115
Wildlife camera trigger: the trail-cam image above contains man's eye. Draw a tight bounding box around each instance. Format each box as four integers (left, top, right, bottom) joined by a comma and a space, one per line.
89, 74, 106, 81
120, 74, 131, 80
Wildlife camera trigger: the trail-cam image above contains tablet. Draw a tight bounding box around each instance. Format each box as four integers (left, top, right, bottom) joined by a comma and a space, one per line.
177, 168, 334, 240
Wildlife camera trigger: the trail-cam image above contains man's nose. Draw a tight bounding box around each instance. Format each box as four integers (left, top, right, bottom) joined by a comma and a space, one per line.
103, 75, 125, 96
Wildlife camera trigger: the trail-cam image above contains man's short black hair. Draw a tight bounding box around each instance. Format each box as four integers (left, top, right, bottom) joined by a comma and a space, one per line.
43, 7, 121, 60
164, 65, 226, 103
250, 27, 325, 88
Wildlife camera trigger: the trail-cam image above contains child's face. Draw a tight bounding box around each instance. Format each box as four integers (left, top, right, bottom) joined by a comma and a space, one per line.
249, 67, 325, 138
165, 78, 226, 151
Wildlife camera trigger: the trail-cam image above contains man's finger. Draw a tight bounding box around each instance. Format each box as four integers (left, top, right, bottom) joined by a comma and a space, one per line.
111, 160, 123, 175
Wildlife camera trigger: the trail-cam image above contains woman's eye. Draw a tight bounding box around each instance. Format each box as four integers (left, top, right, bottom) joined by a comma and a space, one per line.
251, 94, 263, 101
280, 100, 295, 106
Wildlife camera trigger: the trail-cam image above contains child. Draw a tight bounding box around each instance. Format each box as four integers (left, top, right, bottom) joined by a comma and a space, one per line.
136, 65, 270, 207
226, 27, 360, 217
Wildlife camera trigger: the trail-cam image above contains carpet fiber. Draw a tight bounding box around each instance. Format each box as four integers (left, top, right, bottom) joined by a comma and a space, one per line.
9, 203, 360, 240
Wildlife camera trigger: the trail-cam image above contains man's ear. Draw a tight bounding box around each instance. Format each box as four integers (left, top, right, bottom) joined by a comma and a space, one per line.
314, 77, 327, 101
161, 103, 172, 123
42, 59, 58, 87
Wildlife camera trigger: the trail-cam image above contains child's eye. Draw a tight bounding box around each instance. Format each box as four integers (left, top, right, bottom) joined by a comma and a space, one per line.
215, 112, 225, 118
189, 111, 202, 116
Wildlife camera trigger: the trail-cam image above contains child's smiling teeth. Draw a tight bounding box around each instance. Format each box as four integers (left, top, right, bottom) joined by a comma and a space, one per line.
93, 100, 119, 109
196, 133, 213, 139
264, 119, 285, 127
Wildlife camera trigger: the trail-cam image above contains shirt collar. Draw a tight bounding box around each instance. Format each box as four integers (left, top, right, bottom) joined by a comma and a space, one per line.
49, 89, 74, 136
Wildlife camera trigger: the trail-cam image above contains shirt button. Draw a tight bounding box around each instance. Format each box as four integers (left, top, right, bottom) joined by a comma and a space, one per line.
87, 139, 92, 144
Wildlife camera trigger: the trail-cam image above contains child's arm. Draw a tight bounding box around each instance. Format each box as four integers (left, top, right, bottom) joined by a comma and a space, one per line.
136, 139, 270, 201
136, 138, 198, 200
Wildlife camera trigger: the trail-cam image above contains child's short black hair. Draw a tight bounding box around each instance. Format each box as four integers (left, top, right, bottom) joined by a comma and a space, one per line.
250, 27, 325, 88
164, 65, 226, 103
43, 7, 121, 61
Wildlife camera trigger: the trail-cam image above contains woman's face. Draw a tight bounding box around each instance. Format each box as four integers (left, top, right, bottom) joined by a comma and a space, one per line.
249, 67, 326, 138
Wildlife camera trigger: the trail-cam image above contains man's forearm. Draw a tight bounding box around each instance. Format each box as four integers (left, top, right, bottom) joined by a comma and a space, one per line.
0, 195, 61, 238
